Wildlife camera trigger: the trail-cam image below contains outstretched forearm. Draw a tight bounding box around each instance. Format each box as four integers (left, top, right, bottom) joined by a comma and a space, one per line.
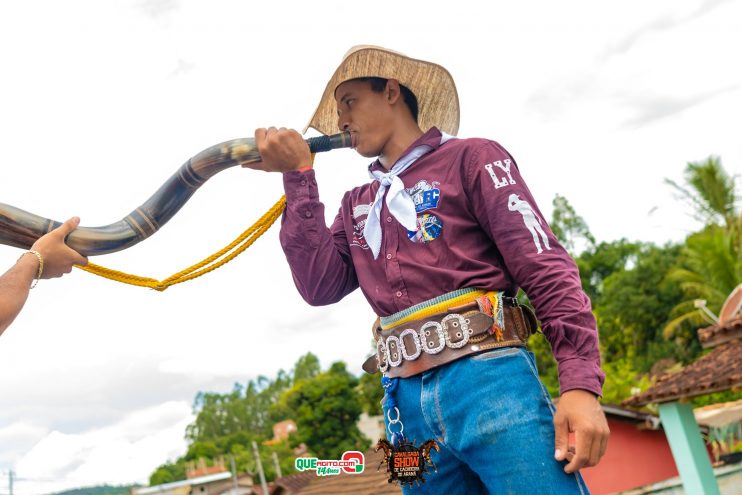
0, 254, 38, 336
0, 217, 88, 336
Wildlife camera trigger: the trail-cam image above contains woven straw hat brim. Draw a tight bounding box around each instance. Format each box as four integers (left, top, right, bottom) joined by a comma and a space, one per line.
304, 46, 460, 136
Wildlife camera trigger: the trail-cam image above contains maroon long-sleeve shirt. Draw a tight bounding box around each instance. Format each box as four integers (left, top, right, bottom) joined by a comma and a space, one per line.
280, 127, 604, 396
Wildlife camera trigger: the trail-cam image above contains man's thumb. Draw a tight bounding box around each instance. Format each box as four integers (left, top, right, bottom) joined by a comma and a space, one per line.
56, 217, 81, 237
553, 412, 569, 461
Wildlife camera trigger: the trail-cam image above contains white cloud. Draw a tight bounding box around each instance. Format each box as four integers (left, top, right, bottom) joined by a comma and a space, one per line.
12, 402, 193, 495
0, 423, 49, 466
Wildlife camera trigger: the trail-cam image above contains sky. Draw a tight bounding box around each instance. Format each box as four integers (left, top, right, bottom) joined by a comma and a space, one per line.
0, 0, 740, 492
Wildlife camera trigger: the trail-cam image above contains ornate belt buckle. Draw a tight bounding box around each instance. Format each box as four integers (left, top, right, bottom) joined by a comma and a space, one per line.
386, 336, 403, 368
419, 321, 446, 354
399, 328, 422, 361
442, 313, 471, 349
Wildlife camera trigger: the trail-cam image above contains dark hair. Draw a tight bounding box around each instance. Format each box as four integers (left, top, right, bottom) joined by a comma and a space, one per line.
353, 77, 419, 123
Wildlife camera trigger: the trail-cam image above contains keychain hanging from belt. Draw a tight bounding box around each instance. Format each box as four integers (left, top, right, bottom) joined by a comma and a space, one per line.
382, 375, 405, 446
377, 373, 440, 486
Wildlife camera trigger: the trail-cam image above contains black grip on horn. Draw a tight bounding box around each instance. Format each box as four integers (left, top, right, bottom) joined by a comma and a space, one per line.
306, 132, 352, 153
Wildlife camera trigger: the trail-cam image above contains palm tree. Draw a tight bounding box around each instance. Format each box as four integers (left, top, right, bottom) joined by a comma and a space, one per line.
663, 157, 741, 338
665, 156, 740, 233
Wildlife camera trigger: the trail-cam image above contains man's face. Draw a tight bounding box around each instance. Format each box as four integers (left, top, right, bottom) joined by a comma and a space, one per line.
334, 79, 394, 158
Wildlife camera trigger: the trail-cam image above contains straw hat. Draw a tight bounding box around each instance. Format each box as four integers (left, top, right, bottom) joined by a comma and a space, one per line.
304, 45, 460, 136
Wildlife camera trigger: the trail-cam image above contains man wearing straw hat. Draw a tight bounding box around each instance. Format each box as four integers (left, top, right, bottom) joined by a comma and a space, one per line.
247, 46, 608, 493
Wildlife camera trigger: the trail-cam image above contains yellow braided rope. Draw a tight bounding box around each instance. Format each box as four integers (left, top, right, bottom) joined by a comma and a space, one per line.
77, 196, 286, 291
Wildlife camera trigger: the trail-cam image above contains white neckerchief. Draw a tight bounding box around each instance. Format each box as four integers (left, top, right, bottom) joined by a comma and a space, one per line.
363, 133, 453, 259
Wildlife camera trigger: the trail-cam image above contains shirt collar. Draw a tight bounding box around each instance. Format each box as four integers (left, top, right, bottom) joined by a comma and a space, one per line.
367, 127, 443, 175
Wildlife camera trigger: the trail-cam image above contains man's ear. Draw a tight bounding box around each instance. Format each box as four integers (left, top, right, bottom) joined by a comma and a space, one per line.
385, 79, 402, 105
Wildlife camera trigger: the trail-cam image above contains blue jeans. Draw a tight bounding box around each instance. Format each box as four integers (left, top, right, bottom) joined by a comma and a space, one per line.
381, 347, 590, 494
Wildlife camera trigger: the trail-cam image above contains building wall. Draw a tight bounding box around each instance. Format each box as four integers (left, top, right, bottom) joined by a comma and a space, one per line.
580, 418, 679, 495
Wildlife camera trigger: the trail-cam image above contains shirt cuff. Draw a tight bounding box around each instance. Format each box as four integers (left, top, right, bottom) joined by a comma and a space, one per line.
557, 357, 605, 398
282, 169, 318, 204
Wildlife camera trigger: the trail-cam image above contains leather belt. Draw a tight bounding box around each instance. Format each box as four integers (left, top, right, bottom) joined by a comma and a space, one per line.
362, 298, 537, 378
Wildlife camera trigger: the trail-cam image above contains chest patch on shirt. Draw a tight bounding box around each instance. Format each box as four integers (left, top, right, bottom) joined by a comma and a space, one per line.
407, 213, 444, 243
407, 180, 441, 213
351, 202, 372, 250
405, 179, 444, 244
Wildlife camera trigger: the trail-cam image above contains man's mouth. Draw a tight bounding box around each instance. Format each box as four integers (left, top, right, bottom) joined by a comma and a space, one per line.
350, 132, 358, 149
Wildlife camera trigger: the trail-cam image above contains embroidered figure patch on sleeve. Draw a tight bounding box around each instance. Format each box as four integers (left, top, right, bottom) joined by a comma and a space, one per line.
507, 194, 552, 254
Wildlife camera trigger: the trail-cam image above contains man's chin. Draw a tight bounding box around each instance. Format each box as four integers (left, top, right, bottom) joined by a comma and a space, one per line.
355, 146, 381, 159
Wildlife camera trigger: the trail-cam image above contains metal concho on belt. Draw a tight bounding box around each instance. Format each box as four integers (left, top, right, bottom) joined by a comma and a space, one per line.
377, 314, 471, 373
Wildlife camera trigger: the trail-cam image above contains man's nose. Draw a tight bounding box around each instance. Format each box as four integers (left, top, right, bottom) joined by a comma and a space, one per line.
338, 116, 350, 132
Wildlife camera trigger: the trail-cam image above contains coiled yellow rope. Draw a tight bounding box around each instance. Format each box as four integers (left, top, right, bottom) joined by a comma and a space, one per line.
77, 196, 286, 291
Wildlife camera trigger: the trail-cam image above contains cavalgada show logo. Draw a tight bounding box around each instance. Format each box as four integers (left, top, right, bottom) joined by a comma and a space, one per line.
294, 450, 365, 476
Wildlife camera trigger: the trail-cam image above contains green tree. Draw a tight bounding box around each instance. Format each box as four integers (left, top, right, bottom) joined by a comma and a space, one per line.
665, 156, 740, 232
230, 440, 297, 482
665, 225, 742, 336
595, 243, 688, 371
575, 239, 641, 304
357, 370, 384, 416
283, 361, 369, 458
184, 440, 220, 461
663, 156, 741, 336
149, 460, 186, 485
186, 368, 294, 445
550, 194, 596, 255
292, 352, 321, 382
600, 358, 653, 406
159, 353, 315, 485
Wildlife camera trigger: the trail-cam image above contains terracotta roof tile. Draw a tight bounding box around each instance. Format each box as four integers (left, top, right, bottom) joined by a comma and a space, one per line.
698, 316, 742, 348
269, 471, 315, 494
624, 339, 742, 407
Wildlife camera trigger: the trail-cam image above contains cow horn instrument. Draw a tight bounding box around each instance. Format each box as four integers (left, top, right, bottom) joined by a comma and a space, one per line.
0, 132, 351, 256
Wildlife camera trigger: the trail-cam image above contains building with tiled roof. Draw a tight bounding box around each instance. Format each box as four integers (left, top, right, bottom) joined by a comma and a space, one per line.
624, 316, 742, 407
621, 286, 742, 495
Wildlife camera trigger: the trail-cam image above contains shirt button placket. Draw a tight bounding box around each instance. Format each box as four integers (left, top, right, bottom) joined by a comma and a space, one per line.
384, 210, 407, 308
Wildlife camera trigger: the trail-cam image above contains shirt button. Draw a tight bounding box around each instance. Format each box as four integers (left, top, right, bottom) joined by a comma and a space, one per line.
300, 179, 307, 186
386, 217, 392, 223
396, 291, 402, 297
304, 211, 312, 218
386, 253, 392, 260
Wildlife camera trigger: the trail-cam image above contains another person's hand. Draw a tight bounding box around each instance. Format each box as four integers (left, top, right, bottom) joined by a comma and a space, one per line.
30, 217, 89, 278
553, 389, 610, 473
242, 127, 312, 173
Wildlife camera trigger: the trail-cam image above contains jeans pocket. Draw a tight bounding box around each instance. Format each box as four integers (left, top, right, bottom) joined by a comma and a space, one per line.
470, 346, 520, 361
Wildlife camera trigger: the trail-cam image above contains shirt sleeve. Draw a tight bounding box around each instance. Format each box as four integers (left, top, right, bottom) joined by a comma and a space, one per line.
279, 169, 359, 305
464, 141, 605, 397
